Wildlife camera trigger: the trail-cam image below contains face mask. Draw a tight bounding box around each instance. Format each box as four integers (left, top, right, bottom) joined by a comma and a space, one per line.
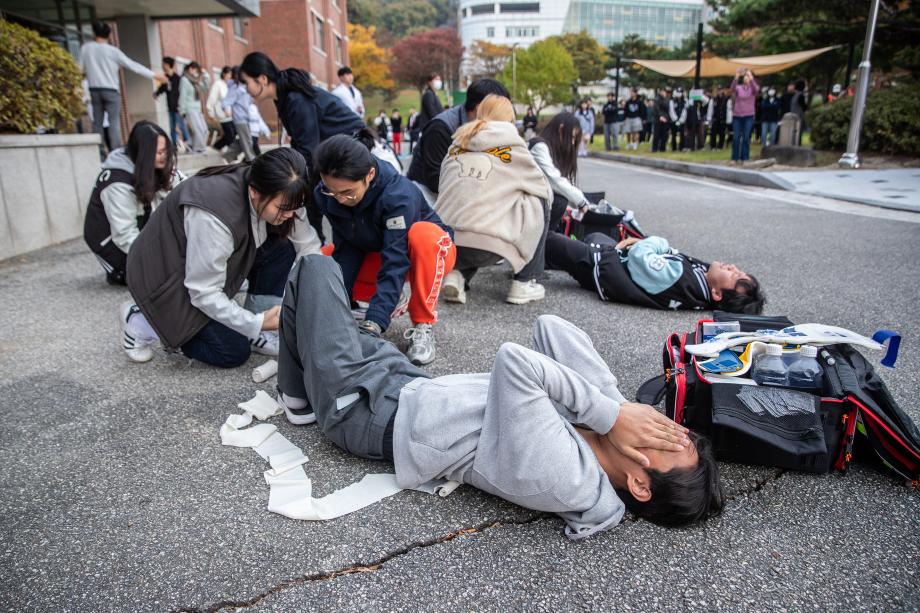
432, 79, 443, 90
769, 89, 776, 97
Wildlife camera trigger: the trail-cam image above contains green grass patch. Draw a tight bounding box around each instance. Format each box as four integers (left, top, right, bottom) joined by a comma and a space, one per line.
361, 88, 450, 122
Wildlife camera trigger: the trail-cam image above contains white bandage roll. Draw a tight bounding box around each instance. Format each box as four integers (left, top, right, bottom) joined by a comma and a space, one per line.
252, 359, 278, 383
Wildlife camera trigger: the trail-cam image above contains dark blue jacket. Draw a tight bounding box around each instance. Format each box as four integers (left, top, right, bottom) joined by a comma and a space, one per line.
275, 88, 366, 165
315, 159, 453, 331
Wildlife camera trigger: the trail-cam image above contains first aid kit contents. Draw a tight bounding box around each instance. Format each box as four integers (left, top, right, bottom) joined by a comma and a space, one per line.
636, 312, 918, 481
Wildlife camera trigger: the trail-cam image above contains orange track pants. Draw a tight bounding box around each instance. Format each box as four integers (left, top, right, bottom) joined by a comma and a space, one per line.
322, 221, 456, 325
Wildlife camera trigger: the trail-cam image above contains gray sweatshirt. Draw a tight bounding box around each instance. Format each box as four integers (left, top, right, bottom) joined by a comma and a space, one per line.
79, 41, 155, 90
393, 315, 627, 540
99, 148, 185, 253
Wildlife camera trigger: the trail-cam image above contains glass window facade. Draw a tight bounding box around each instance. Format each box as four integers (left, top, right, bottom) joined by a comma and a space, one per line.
470, 3, 495, 15
563, 0, 702, 50
505, 25, 539, 37
313, 13, 325, 49
500, 2, 539, 12
0, 0, 96, 61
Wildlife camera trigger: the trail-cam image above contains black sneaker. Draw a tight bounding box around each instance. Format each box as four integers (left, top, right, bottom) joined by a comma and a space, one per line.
276, 388, 316, 425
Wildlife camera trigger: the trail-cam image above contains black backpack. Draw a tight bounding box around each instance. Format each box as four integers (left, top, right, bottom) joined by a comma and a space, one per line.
637, 312, 920, 484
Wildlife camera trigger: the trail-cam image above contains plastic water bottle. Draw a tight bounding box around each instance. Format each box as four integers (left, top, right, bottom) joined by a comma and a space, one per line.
752, 343, 787, 386
787, 345, 824, 391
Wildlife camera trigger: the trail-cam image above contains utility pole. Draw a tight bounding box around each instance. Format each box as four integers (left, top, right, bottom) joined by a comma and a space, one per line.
693, 22, 703, 90
512, 49, 516, 101
614, 55, 621, 106
839, 0, 881, 169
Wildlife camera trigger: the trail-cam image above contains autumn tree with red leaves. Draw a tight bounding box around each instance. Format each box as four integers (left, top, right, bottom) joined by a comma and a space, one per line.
390, 27, 464, 94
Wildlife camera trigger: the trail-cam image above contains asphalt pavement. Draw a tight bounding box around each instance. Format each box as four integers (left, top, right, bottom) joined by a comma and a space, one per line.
1, 158, 918, 612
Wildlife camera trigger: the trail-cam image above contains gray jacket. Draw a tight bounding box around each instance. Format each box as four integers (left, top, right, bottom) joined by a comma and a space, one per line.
393, 339, 625, 540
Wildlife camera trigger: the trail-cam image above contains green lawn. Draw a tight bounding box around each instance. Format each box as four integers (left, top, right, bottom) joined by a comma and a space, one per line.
362, 88, 449, 122
588, 131, 839, 166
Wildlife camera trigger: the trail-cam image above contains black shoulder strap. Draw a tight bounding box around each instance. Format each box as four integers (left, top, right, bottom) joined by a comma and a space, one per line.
636, 374, 667, 406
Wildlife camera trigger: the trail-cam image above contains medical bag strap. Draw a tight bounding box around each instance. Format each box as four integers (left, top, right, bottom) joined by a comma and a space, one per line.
636, 374, 667, 406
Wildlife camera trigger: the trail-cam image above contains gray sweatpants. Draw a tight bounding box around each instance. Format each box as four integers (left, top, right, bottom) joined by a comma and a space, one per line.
222, 122, 256, 162
277, 255, 429, 460
90, 87, 122, 151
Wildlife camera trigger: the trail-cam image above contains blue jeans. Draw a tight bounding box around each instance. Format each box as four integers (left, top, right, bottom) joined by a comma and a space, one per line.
168, 111, 190, 146
181, 234, 296, 368
731, 115, 754, 161
761, 121, 778, 147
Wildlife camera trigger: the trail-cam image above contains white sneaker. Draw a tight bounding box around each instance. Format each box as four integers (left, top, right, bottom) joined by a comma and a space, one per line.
251, 330, 279, 356
277, 389, 316, 425
119, 302, 154, 363
404, 323, 436, 365
441, 269, 467, 304
506, 279, 545, 305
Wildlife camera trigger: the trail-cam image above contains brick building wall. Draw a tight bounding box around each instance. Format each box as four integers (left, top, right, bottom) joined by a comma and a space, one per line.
157, 0, 349, 132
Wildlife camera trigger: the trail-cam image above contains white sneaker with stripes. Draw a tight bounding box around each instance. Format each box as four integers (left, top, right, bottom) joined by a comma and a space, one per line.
119, 302, 155, 363
251, 331, 279, 356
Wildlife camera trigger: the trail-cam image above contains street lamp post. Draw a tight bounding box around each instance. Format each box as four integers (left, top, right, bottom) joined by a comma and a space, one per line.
839, 0, 881, 169
511, 43, 520, 102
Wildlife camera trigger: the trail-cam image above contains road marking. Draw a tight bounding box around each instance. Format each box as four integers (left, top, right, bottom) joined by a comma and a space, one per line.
581, 158, 920, 224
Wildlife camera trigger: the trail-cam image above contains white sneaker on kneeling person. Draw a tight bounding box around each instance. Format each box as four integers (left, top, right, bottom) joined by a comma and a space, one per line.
251, 330, 279, 356
441, 269, 466, 304
119, 301, 157, 363
506, 279, 545, 305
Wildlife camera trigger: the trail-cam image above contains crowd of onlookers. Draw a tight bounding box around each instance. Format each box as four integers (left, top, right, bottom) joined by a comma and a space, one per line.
572, 71, 843, 165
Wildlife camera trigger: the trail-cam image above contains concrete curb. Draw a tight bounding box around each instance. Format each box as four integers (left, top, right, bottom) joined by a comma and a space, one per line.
590, 151, 798, 191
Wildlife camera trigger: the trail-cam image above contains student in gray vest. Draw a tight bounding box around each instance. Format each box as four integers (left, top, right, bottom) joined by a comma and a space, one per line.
274, 254, 724, 536
122, 149, 321, 367
83, 121, 185, 285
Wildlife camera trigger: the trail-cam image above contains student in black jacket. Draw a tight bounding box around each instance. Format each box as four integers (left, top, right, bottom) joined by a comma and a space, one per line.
313, 131, 456, 365
417, 73, 445, 134
545, 232, 765, 314
239, 52, 366, 242
153, 57, 190, 150
406, 78, 510, 204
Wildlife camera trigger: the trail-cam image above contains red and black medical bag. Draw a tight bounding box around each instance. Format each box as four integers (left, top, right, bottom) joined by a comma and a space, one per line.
636, 312, 920, 483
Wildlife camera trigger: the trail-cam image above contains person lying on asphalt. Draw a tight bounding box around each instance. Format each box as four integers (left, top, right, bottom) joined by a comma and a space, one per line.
274, 254, 725, 538
546, 232, 765, 314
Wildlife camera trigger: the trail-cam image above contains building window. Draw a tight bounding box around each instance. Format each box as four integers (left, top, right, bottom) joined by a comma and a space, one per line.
505, 25, 539, 37
233, 17, 245, 38
486, 26, 495, 37
207, 18, 221, 29
500, 2, 539, 13
470, 3, 495, 15
313, 14, 325, 50
335, 34, 344, 64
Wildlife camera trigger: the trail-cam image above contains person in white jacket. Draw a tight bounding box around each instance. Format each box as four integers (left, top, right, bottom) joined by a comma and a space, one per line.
248, 102, 271, 155
83, 121, 185, 285
329, 66, 365, 118
436, 95, 553, 306
528, 112, 591, 230
208, 66, 235, 150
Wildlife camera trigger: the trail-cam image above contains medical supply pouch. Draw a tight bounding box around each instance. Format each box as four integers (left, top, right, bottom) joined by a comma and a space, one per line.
557, 191, 647, 242
636, 312, 919, 483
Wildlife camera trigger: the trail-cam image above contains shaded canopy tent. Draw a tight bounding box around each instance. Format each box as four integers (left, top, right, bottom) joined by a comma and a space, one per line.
629, 46, 839, 78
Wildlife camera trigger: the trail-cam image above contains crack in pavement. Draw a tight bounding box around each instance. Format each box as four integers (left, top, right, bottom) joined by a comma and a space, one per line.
177, 513, 550, 613
177, 469, 786, 612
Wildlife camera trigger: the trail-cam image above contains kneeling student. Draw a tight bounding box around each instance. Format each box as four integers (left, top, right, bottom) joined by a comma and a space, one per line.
313, 130, 455, 365
275, 254, 724, 536
83, 121, 185, 285
121, 148, 321, 367
546, 232, 764, 313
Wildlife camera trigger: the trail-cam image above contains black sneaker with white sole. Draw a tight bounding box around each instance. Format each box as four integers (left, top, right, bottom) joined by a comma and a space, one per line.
276, 387, 316, 425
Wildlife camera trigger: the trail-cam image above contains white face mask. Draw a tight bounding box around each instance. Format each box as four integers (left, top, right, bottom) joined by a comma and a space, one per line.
432, 79, 443, 90
769, 89, 776, 97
